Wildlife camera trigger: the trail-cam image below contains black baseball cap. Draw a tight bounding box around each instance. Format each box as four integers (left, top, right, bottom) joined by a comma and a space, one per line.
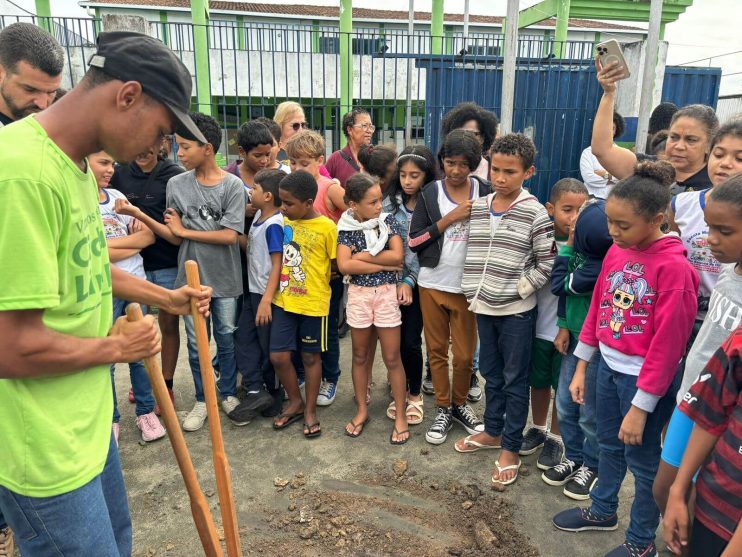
88, 31, 207, 143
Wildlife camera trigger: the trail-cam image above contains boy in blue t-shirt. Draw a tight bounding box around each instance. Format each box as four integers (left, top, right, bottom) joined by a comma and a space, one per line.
230, 169, 286, 422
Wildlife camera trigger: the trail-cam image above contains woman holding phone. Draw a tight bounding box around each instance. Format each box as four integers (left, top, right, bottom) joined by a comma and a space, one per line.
591, 57, 718, 195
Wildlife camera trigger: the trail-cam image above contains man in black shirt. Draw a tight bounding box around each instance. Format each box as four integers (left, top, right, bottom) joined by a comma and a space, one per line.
110, 141, 185, 407
0, 23, 63, 128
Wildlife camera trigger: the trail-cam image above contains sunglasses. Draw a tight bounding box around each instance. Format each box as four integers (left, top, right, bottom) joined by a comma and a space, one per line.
291, 122, 309, 131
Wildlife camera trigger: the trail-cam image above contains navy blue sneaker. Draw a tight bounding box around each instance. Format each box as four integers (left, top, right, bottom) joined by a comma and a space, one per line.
552, 507, 618, 532
603, 541, 657, 557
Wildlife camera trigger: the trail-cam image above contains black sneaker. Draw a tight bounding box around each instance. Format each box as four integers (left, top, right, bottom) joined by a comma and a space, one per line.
553, 507, 618, 532
451, 403, 484, 435
260, 390, 284, 418
425, 407, 453, 445
564, 465, 598, 500
542, 458, 581, 486
519, 426, 547, 455
604, 541, 657, 557
229, 390, 274, 423
467, 373, 482, 402
537, 437, 564, 470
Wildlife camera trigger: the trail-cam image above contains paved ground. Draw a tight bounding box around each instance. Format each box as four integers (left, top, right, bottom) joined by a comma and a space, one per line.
114, 325, 666, 557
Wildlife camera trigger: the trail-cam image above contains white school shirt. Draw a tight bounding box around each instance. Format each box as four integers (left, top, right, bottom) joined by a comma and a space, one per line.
417, 181, 477, 294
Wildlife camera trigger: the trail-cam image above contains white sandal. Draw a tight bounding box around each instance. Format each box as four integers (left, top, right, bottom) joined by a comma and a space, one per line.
405, 399, 424, 425
491, 459, 522, 486
386, 400, 397, 420
454, 434, 501, 453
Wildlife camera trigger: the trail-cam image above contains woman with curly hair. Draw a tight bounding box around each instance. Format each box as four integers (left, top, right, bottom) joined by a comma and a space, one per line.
441, 102, 499, 180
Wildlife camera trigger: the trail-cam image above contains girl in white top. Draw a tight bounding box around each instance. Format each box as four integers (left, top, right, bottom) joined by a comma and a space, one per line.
579, 111, 624, 199
669, 119, 742, 318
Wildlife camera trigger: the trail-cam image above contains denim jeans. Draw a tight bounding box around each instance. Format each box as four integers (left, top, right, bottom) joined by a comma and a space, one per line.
321, 277, 343, 384
476, 309, 535, 453
473, 336, 480, 371
144, 266, 178, 290
234, 293, 278, 393
590, 356, 680, 547
0, 435, 132, 556
555, 334, 599, 469
111, 298, 155, 420
184, 296, 240, 402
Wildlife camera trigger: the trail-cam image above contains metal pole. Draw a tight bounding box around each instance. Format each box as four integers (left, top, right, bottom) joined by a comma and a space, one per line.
431, 0, 443, 55
462, 0, 469, 54
405, 0, 414, 143
500, 0, 519, 134
34, 0, 53, 33
339, 0, 353, 147
553, 0, 570, 59
635, 0, 663, 155
191, 0, 212, 116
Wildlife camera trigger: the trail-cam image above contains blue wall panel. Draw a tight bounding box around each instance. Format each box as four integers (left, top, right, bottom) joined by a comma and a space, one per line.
422, 58, 721, 202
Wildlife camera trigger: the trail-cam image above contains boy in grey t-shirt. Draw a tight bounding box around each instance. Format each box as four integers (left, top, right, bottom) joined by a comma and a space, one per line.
156, 113, 246, 431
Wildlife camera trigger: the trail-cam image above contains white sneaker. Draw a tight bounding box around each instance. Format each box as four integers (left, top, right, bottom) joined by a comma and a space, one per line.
136, 412, 166, 442
183, 401, 208, 431
221, 396, 249, 426
0, 527, 14, 557
316, 381, 337, 406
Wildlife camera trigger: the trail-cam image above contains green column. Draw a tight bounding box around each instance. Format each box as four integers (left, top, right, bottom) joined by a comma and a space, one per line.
553, 0, 570, 58
34, 0, 53, 33
444, 25, 453, 55
236, 15, 246, 50
431, 0, 444, 55
191, 0, 212, 115
339, 0, 353, 146
311, 20, 320, 53
159, 11, 169, 46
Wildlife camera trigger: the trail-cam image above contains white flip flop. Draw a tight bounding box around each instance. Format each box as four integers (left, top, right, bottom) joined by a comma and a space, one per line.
455, 434, 501, 453
491, 459, 522, 486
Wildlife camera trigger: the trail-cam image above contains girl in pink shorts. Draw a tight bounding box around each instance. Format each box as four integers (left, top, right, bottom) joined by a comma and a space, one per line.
337, 173, 409, 444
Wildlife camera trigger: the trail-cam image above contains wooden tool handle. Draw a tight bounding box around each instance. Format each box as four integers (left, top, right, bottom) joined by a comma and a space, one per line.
125, 304, 224, 557
184, 261, 243, 557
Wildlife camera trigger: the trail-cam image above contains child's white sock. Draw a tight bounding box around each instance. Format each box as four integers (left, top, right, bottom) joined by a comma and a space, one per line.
533, 424, 547, 432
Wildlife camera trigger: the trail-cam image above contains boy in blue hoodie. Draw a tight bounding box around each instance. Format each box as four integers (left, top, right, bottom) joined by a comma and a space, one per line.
543, 198, 613, 500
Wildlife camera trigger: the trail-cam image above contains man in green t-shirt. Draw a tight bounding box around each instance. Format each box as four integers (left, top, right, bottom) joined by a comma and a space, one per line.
0, 32, 212, 556
0, 19, 67, 557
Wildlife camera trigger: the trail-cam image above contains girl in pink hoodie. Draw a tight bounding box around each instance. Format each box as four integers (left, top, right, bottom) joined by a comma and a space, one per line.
552, 160, 699, 557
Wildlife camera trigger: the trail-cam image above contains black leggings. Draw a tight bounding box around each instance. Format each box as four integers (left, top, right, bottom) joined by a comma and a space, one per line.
689, 519, 728, 557
400, 286, 424, 396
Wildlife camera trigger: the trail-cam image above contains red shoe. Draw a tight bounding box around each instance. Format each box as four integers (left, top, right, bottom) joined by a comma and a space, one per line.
155, 388, 175, 416
128, 387, 135, 404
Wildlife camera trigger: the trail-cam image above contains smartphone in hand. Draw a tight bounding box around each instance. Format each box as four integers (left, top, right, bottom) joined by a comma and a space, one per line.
596, 40, 631, 79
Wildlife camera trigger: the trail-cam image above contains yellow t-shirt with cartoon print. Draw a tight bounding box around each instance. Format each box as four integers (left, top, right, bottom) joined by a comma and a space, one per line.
274, 215, 337, 317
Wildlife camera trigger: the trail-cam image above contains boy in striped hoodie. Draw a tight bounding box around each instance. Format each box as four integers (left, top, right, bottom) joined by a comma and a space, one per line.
458, 134, 555, 487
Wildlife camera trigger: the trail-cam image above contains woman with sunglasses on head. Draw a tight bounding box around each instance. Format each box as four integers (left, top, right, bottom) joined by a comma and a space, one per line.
326, 107, 375, 187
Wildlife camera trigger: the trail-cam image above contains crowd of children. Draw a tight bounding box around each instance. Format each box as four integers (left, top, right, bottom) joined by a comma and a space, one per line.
86, 90, 742, 556
0, 20, 739, 557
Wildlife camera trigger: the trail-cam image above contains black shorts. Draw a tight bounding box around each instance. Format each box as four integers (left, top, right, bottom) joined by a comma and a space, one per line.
269, 305, 328, 353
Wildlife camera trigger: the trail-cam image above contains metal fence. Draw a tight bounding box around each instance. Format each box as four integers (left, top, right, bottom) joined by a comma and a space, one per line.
0, 15, 720, 200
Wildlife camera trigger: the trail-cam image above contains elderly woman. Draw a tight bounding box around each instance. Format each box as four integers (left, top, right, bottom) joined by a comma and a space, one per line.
326, 107, 374, 187
274, 101, 308, 165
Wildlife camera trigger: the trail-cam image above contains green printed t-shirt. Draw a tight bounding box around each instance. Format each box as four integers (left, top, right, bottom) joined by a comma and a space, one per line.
0, 117, 113, 497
